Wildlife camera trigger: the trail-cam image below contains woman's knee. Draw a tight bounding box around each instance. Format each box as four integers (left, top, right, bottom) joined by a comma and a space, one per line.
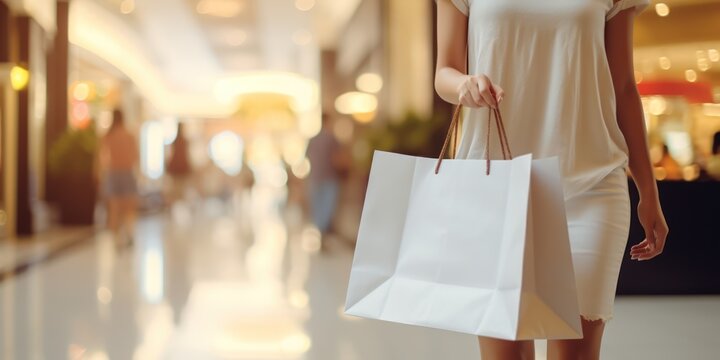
478, 337, 534, 360
547, 318, 606, 360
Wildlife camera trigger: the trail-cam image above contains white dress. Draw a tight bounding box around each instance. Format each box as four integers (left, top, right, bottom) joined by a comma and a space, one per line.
448, 0, 649, 321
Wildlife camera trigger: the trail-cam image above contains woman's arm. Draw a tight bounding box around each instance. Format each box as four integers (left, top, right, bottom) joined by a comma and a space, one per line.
605, 7, 669, 261
435, 0, 502, 108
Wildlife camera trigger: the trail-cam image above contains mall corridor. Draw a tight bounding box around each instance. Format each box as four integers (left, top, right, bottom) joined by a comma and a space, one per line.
2, 0, 720, 359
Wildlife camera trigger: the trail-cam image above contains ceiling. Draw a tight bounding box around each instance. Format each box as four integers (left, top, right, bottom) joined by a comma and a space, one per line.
68, 0, 360, 117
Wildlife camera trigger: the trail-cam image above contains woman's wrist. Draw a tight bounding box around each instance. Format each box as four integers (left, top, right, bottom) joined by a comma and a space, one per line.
636, 182, 660, 203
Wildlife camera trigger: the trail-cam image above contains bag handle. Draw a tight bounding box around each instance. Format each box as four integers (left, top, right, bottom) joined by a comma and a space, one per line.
434, 104, 513, 175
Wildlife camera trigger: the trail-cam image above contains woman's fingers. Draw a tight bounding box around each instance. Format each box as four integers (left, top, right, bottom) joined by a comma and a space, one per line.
458, 75, 501, 108
466, 78, 485, 107
633, 221, 662, 260
492, 84, 505, 103
477, 75, 498, 108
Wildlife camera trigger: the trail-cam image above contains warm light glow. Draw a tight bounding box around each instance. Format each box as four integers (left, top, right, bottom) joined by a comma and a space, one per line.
658, 56, 671, 70
141, 121, 165, 180
291, 158, 311, 179
120, 0, 135, 14
281, 136, 308, 166
197, 0, 244, 18
10, 65, 29, 91
71, 101, 91, 129
246, 136, 280, 168
73, 82, 90, 101
281, 334, 312, 353
654, 167, 667, 181
698, 58, 711, 72
301, 225, 321, 253
356, 73, 383, 93
142, 247, 164, 304
682, 165, 700, 181
664, 131, 694, 165
685, 69, 698, 82
214, 72, 319, 113
335, 92, 378, 115
352, 112, 377, 123
295, 0, 315, 11
655, 3, 670, 17
209, 131, 244, 176
709, 49, 720, 62
289, 290, 309, 308
703, 103, 720, 117
648, 97, 667, 116
97, 287, 113, 304
69, 2, 238, 117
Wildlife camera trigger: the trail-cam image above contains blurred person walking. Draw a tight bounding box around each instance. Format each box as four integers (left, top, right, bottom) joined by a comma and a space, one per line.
306, 114, 349, 247
166, 123, 193, 205
100, 109, 139, 245
436, 0, 668, 359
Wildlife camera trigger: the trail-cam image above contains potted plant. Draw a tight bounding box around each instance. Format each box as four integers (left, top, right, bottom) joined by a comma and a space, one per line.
48, 124, 99, 225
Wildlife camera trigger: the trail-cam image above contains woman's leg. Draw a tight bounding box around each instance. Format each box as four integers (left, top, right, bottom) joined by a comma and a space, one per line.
547, 318, 606, 360
478, 337, 534, 360
107, 198, 122, 233
119, 196, 138, 238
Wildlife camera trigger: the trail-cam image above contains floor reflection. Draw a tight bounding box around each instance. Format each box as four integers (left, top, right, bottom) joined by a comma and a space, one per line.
0, 181, 718, 359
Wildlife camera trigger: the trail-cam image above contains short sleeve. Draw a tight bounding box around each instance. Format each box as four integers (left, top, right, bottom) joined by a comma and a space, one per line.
606, 0, 650, 21
442, 0, 469, 16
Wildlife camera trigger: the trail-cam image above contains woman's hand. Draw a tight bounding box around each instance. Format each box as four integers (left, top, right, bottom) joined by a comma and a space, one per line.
457, 74, 504, 109
630, 197, 669, 261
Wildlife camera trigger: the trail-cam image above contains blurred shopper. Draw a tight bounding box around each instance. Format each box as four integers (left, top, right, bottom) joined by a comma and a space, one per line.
306, 114, 349, 244
100, 109, 139, 244
436, 0, 668, 359
166, 123, 193, 204
657, 144, 683, 180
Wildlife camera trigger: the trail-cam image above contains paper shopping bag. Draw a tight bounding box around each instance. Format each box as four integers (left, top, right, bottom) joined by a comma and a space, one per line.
344, 106, 582, 340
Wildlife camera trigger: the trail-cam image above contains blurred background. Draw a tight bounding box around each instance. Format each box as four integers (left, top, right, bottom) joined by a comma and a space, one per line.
0, 0, 719, 359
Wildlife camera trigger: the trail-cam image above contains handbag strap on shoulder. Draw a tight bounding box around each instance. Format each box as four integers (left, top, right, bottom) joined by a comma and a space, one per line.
434, 103, 513, 175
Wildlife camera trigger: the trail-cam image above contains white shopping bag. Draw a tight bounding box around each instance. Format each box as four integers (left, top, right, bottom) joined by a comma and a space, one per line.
344, 106, 582, 340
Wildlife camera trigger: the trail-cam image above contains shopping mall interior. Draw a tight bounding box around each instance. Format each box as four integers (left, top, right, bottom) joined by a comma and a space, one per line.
0, 0, 719, 359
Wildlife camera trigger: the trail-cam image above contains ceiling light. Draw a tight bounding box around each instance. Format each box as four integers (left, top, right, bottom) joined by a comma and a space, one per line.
685, 69, 697, 83
120, 0, 135, 14
295, 0, 315, 11
356, 73, 383, 93
709, 49, 720, 62
335, 92, 378, 115
197, 0, 244, 18
10, 65, 29, 91
698, 58, 711, 72
655, 3, 670, 17
659, 56, 671, 70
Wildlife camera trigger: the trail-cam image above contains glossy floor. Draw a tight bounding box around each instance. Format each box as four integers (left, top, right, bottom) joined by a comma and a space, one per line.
0, 198, 718, 359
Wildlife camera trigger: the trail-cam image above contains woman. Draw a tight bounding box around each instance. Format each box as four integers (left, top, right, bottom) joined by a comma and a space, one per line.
435, 0, 668, 359
100, 109, 139, 244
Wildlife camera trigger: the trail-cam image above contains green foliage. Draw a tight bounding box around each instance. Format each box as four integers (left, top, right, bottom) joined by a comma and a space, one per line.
363, 111, 447, 163
48, 125, 99, 176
